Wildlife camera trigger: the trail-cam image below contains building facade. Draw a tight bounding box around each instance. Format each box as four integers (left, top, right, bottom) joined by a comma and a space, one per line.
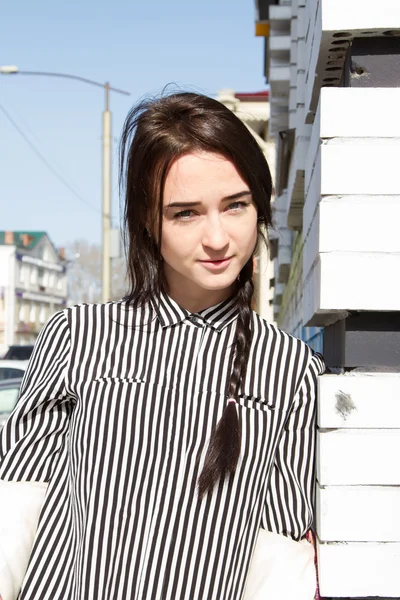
255, 0, 400, 597
0, 231, 67, 356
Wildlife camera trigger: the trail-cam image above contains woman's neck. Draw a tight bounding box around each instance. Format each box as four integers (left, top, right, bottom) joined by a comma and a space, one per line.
166, 283, 235, 313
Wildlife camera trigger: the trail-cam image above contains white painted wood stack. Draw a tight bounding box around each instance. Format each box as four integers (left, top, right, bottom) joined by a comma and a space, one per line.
259, 0, 400, 595
316, 373, 400, 598
302, 87, 400, 327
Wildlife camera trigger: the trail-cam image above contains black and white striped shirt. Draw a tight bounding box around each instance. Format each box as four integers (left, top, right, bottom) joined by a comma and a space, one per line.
0, 293, 324, 600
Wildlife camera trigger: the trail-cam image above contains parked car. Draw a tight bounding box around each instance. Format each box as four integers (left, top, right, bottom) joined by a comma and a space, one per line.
0, 360, 28, 381
3, 344, 34, 361
0, 377, 23, 429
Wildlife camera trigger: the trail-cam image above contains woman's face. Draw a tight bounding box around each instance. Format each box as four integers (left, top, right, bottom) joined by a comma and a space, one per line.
160, 151, 258, 311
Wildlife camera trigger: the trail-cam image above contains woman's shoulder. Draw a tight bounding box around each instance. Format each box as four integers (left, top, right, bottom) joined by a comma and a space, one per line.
41, 300, 142, 332
250, 310, 304, 345
64, 298, 136, 318
250, 310, 324, 372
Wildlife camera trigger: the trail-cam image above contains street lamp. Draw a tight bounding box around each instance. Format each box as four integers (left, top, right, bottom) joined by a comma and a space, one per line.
0, 65, 130, 303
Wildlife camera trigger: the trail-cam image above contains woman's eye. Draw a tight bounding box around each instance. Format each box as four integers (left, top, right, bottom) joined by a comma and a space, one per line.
228, 201, 248, 211
174, 209, 195, 220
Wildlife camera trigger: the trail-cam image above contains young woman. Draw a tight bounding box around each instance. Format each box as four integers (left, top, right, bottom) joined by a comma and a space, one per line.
0, 92, 324, 600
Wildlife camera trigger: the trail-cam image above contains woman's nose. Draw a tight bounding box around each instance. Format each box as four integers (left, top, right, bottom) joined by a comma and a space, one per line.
202, 217, 230, 250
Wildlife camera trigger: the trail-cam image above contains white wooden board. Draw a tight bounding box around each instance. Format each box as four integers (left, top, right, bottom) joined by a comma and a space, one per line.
303, 251, 400, 324
316, 484, 400, 542
320, 143, 400, 196
317, 539, 400, 598
318, 374, 400, 429
317, 429, 400, 485
320, 87, 400, 138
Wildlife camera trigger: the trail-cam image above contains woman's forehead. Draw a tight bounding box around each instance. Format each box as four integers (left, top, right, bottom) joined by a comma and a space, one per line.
163, 152, 248, 203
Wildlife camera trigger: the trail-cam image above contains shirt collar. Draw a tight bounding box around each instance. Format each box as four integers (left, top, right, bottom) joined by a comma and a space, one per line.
150, 292, 239, 332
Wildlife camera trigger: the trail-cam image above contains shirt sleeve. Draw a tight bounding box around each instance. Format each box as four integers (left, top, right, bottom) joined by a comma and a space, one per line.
0, 310, 73, 482
261, 352, 325, 541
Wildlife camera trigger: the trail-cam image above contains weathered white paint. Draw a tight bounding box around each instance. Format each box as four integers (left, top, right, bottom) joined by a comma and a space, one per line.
317, 539, 400, 598
303, 251, 400, 325
287, 133, 311, 227
302, 259, 322, 327
320, 142, 400, 196
302, 211, 319, 283
301, 87, 400, 324
316, 485, 400, 542
306, 140, 400, 199
304, 0, 322, 119
318, 373, 400, 429
269, 4, 291, 22
322, 0, 400, 31
270, 36, 291, 52
305, 87, 400, 201
310, 196, 400, 254
318, 252, 400, 310
319, 87, 400, 138
317, 429, 400, 486
302, 195, 400, 289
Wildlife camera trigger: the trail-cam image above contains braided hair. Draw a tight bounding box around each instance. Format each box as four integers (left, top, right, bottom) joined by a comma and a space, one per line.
198, 259, 254, 497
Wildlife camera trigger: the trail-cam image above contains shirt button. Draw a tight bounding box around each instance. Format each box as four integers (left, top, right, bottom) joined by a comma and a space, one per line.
189, 315, 203, 326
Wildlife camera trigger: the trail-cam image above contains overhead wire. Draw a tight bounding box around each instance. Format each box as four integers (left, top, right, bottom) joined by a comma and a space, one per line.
0, 102, 119, 225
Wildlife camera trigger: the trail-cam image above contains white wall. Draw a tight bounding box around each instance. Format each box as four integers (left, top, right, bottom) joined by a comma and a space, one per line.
263, 0, 400, 596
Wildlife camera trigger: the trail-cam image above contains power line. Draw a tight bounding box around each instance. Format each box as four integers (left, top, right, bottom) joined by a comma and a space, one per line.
1, 96, 44, 147
0, 102, 118, 224
2, 97, 84, 193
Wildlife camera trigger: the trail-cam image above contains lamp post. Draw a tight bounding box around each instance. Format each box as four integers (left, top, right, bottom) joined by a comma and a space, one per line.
0, 65, 130, 303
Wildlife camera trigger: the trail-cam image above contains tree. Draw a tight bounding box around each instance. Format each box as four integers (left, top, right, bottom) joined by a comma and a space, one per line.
65, 239, 127, 306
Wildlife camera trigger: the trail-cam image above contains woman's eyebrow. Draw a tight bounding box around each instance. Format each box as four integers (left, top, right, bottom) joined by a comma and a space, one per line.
222, 190, 252, 201
166, 201, 201, 208
166, 190, 252, 209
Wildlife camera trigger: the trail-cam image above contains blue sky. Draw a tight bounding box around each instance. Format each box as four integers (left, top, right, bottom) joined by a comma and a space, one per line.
0, 0, 267, 249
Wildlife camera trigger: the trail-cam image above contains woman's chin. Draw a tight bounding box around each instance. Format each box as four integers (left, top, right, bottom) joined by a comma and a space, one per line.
191, 274, 238, 293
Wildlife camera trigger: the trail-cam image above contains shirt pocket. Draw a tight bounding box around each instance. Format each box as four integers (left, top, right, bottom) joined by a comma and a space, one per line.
234, 394, 280, 473
92, 376, 146, 384
236, 394, 277, 413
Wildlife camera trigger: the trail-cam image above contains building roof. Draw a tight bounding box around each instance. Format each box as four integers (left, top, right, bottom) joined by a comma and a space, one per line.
235, 91, 269, 101
0, 231, 47, 250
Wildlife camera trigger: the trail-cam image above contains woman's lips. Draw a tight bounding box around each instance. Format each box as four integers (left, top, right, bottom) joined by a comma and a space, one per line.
199, 257, 233, 270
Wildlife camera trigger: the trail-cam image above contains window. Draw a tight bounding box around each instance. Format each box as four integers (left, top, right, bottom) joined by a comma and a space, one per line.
29, 303, 36, 324
19, 303, 25, 322
42, 247, 51, 262
39, 304, 46, 324
0, 367, 25, 381
19, 264, 25, 283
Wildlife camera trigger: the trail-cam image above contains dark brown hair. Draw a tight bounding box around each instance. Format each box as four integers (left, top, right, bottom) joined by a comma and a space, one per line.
119, 91, 273, 497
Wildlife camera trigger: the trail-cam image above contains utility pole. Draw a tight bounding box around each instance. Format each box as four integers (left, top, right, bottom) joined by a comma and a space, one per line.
102, 83, 112, 303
